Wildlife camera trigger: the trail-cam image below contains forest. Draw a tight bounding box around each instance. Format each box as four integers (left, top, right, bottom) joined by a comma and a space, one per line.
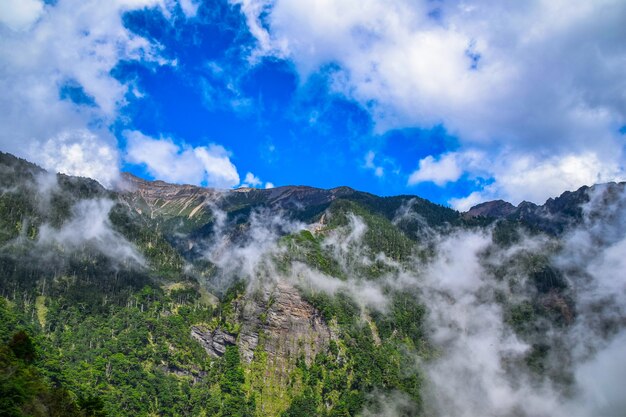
1, 151, 626, 416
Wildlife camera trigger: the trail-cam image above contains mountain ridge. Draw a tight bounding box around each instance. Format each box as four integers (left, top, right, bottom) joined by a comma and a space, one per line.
465, 181, 626, 234
2, 150, 626, 416
3, 150, 621, 238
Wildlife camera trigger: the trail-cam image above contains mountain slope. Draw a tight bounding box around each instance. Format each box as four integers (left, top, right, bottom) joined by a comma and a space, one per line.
2, 151, 626, 417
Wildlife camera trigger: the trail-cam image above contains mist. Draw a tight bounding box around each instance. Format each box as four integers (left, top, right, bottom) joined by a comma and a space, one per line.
416, 186, 626, 417
192, 184, 626, 417
1, 168, 145, 267
37, 198, 144, 266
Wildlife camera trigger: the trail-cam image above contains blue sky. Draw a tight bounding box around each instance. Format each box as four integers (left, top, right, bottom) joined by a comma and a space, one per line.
115, 1, 471, 200
1, 0, 625, 209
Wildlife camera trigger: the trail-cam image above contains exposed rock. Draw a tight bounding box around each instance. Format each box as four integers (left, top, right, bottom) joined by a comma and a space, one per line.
158, 365, 206, 383
464, 199, 516, 219
121, 172, 356, 215
190, 326, 236, 358
235, 281, 333, 365
120, 172, 219, 220
119, 171, 461, 241
540, 292, 574, 325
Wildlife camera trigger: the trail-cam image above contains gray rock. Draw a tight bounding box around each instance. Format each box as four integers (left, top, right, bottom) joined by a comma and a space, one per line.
190, 326, 236, 358
235, 281, 333, 365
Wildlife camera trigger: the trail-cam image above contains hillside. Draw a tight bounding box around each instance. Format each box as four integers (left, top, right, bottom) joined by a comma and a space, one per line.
1, 151, 626, 416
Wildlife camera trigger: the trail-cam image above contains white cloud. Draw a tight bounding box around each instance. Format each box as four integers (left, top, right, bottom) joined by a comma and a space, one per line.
178, 0, 199, 18
408, 153, 463, 186
574, 332, 626, 416
236, 0, 626, 202
242, 172, 262, 187
37, 129, 120, 187
124, 130, 241, 188
448, 191, 483, 212
0, 0, 176, 186
363, 150, 384, 178
38, 199, 145, 265
241, 171, 275, 189
0, 0, 44, 31
231, 0, 285, 63
449, 151, 625, 210
363, 150, 401, 179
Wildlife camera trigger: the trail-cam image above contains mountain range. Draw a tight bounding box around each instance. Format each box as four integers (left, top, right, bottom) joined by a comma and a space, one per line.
1, 150, 625, 417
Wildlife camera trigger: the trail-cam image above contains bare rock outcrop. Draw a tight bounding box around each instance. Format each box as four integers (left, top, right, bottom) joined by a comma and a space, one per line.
235, 281, 332, 365
190, 326, 237, 358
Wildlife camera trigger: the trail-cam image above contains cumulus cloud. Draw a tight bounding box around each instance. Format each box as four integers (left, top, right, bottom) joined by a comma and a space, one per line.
408, 153, 463, 186
235, 0, 626, 203
0, 0, 44, 31
0, 0, 185, 186
448, 191, 483, 212
240, 172, 275, 189
242, 172, 262, 187
124, 130, 241, 188
38, 130, 120, 187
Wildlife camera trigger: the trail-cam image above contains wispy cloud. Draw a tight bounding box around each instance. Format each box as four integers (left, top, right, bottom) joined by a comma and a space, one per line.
190, 183, 626, 416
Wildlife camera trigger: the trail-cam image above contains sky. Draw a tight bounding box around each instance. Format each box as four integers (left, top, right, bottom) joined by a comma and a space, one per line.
1, 0, 625, 210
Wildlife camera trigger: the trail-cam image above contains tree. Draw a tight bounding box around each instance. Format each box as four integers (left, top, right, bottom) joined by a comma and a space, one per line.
9, 331, 36, 363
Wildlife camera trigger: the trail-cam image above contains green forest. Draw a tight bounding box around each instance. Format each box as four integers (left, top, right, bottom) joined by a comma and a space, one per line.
0, 151, 623, 416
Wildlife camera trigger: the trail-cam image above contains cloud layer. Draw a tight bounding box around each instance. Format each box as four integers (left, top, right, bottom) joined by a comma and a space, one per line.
0, 0, 176, 186
3, 0, 625, 206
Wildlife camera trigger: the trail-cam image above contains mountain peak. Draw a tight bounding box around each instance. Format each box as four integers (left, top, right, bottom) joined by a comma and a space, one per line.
465, 199, 516, 218
464, 182, 626, 234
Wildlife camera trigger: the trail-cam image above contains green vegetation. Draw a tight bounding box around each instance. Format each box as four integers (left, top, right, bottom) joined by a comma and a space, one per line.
297, 290, 427, 415
0, 151, 589, 416
325, 200, 416, 263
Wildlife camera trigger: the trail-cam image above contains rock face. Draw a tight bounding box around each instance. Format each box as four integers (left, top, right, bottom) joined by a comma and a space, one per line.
121, 172, 357, 215
119, 172, 461, 241
191, 282, 332, 366
121, 172, 219, 220
235, 281, 332, 365
465, 200, 516, 219
190, 326, 237, 358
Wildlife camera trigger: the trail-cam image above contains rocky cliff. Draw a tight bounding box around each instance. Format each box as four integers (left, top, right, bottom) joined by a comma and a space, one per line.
192, 281, 333, 366
235, 281, 333, 365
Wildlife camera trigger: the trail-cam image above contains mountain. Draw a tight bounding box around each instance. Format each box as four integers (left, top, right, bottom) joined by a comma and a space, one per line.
1, 151, 626, 417
465, 182, 626, 234
120, 171, 460, 231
